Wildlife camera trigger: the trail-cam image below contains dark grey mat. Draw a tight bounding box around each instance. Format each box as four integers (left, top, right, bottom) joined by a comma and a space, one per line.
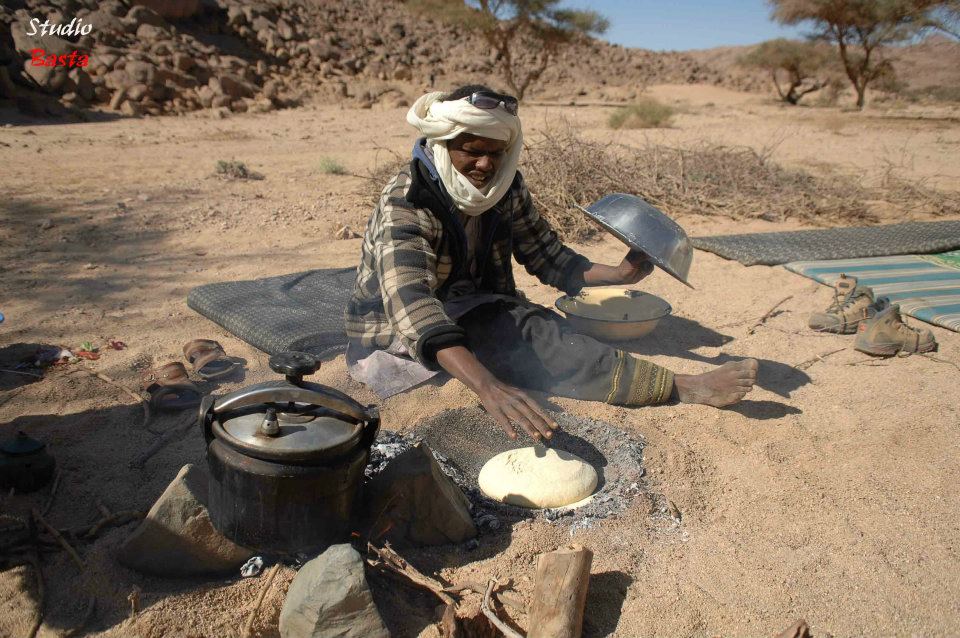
691, 220, 960, 266
187, 268, 357, 359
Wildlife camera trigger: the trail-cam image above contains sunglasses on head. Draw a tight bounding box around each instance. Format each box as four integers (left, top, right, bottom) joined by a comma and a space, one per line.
466, 90, 519, 116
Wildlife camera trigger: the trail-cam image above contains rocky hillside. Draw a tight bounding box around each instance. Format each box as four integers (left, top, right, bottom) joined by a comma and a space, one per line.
0, 0, 740, 117
6, 0, 954, 118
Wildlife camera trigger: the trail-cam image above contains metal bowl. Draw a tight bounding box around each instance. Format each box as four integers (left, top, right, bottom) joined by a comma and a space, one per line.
577, 194, 694, 288
555, 288, 672, 341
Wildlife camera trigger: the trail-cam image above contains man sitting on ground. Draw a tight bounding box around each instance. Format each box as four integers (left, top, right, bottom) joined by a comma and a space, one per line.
345, 85, 758, 441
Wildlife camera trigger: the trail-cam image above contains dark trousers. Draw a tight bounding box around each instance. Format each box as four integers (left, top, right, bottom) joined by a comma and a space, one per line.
458, 299, 674, 406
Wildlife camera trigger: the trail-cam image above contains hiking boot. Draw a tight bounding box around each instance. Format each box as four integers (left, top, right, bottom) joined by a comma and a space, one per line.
854, 298, 937, 356
807, 274, 876, 334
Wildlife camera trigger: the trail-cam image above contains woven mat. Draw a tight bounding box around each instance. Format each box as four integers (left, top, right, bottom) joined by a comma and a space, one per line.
785, 251, 960, 332
692, 220, 960, 266
187, 268, 357, 358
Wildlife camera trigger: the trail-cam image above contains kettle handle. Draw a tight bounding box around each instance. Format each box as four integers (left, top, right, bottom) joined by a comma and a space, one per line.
360, 405, 381, 450
199, 394, 216, 444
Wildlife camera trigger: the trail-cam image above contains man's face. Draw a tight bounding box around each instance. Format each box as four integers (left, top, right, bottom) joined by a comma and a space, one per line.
447, 133, 508, 189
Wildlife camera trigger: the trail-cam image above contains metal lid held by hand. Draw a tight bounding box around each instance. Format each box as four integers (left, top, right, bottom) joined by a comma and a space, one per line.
577, 193, 694, 288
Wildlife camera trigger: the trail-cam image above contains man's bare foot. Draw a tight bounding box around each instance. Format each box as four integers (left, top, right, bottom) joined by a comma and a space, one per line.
673, 359, 758, 407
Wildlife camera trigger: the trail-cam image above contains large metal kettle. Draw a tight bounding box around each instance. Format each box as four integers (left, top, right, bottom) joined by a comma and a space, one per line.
200, 352, 380, 555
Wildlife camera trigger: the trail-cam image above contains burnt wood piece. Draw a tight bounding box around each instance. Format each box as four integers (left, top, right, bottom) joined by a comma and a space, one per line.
527, 545, 593, 638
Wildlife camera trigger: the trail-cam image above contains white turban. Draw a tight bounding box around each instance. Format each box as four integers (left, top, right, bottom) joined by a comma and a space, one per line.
406, 91, 522, 216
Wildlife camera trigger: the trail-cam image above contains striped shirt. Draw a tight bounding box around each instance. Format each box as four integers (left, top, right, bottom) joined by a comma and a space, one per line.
344, 158, 590, 369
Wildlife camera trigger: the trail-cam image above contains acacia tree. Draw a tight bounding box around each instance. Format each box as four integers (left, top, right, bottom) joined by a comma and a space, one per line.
467, 0, 609, 100
769, 0, 948, 108
740, 38, 833, 104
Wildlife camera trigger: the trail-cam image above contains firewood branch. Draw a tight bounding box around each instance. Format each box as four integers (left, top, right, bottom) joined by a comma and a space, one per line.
366, 543, 455, 605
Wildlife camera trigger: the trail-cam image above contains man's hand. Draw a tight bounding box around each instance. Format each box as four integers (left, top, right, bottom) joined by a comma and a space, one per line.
616, 250, 655, 284
436, 345, 557, 442
582, 250, 655, 287
476, 377, 557, 442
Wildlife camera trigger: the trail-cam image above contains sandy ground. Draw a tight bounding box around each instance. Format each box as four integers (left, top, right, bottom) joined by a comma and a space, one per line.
1, 84, 959, 637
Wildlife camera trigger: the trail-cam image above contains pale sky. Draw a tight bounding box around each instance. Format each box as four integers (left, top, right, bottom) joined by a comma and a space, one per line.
560, 0, 807, 51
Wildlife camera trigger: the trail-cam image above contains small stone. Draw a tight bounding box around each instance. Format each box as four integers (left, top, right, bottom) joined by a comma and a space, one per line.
279, 544, 389, 638
38, 219, 54, 230
334, 225, 359, 240
116, 464, 253, 576
110, 87, 127, 111
136, 23, 166, 41
83, 263, 97, 270
120, 100, 141, 117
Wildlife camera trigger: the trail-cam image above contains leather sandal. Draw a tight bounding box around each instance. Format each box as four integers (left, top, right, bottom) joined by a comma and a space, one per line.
140, 362, 203, 412
183, 339, 238, 380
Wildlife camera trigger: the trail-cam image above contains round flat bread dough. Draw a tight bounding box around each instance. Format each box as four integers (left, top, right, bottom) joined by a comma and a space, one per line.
478, 447, 598, 509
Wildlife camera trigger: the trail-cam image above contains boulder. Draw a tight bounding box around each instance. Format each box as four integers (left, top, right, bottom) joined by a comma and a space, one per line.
69, 68, 95, 101
277, 18, 296, 41
125, 60, 156, 85
131, 0, 201, 20
361, 443, 476, 547
173, 53, 194, 72
126, 83, 149, 101
211, 73, 255, 99
116, 464, 253, 576
11, 21, 77, 58
279, 544, 389, 638
136, 23, 167, 41
23, 61, 70, 93
226, 5, 247, 27
125, 5, 167, 28
196, 84, 215, 108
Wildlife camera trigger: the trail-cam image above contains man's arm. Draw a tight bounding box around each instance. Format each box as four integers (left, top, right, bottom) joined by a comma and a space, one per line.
374, 194, 555, 441
511, 174, 653, 292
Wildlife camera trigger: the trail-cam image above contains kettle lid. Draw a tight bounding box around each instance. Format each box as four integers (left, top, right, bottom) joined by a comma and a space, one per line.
206, 352, 374, 463
217, 406, 363, 462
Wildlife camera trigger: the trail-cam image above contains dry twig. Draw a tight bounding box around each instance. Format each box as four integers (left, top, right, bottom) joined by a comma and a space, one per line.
367, 543, 455, 605
71, 367, 150, 428
794, 348, 846, 371
40, 469, 62, 517
481, 579, 525, 638
445, 581, 525, 613
82, 510, 144, 539
129, 414, 195, 469
921, 353, 960, 372
748, 296, 793, 335
32, 508, 83, 569
240, 563, 281, 638
0, 368, 42, 378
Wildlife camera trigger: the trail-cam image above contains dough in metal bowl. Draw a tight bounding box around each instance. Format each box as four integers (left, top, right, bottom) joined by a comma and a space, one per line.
478, 447, 598, 509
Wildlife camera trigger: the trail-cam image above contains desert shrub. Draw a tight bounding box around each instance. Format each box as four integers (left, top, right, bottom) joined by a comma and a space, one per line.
903, 85, 960, 103
739, 38, 833, 105
363, 125, 958, 242
608, 98, 673, 129
520, 124, 957, 241
215, 160, 263, 180
319, 157, 347, 175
